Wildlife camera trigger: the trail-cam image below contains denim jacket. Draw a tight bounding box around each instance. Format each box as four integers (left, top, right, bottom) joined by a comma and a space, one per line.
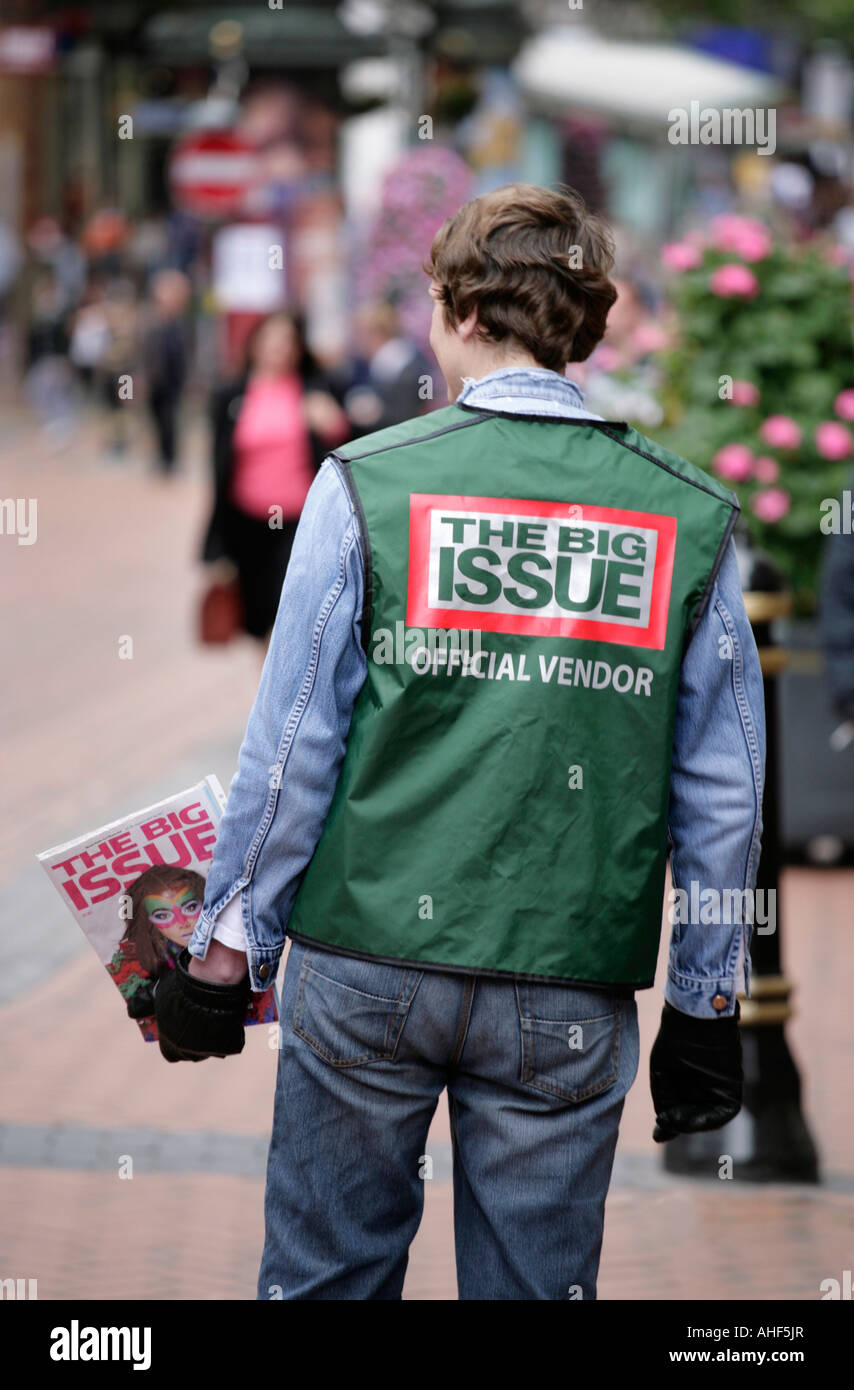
190, 367, 765, 1019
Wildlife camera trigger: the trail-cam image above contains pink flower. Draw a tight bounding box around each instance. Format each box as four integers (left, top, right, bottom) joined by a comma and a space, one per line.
751, 488, 791, 523
815, 421, 854, 460
736, 231, 773, 262
631, 322, 670, 353
730, 380, 760, 406
712, 443, 754, 481
661, 241, 703, 272
752, 455, 780, 483
834, 389, 854, 421
710, 215, 773, 261
711, 215, 752, 243
759, 415, 802, 449
593, 345, 620, 372
710, 263, 760, 298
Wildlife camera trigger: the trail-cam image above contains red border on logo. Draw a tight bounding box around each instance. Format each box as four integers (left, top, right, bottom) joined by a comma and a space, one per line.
407, 494, 677, 650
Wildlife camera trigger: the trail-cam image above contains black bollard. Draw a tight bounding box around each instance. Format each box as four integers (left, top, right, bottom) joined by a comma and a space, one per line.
662, 523, 820, 1181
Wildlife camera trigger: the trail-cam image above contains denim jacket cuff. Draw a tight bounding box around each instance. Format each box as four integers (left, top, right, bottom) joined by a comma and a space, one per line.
189, 908, 284, 993
245, 943, 284, 993
665, 968, 743, 1019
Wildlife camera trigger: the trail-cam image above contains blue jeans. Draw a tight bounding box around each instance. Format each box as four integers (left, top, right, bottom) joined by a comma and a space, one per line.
257, 939, 640, 1300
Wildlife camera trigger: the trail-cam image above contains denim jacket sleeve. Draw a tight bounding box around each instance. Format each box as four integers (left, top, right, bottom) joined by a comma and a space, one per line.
665, 537, 766, 1019
188, 458, 367, 991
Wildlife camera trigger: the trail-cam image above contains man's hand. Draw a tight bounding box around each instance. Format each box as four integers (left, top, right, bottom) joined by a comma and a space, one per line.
188, 939, 249, 985
650, 1000, 743, 1142
154, 945, 250, 1064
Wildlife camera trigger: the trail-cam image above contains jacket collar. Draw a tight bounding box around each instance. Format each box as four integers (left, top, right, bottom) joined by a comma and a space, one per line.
455, 366, 601, 420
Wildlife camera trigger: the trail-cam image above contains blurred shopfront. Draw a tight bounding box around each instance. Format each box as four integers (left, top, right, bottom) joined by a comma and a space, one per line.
0, 2, 533, 369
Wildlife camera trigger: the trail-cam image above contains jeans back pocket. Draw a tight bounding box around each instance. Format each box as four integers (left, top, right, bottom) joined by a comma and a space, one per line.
516, 981, 622, 1103
293, 945, 423, 1067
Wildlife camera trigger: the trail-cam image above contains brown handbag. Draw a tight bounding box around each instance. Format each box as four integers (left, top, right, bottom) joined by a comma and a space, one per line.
198, 573, 244, 644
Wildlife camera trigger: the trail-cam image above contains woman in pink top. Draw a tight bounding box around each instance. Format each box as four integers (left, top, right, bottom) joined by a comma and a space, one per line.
202, 309, 349, 640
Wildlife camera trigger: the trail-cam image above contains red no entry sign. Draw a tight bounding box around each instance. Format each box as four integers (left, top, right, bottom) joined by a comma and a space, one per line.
168, 130, 261, 219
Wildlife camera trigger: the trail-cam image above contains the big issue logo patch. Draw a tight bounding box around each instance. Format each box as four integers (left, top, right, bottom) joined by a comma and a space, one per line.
407, 495, 677, 650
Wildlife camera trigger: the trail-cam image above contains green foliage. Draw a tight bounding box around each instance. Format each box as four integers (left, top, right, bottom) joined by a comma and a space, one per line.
654, 0, 854, 46
652, 224, 854, 611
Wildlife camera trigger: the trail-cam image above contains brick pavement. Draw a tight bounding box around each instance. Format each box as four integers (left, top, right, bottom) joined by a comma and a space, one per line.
2, 414, 853, 1300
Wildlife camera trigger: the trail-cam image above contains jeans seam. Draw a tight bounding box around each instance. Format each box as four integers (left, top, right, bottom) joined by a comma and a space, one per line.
385, 970, 421, 1054
449, 979, 477, 1068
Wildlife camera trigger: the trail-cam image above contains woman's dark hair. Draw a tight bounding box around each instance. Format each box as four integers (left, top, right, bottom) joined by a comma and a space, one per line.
122, 866, 206, 975
423, 182, 618, 369
242, 307, 321, 381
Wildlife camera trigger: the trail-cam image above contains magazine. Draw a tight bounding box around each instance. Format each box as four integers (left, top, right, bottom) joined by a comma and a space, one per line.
37, 775, 278, 1043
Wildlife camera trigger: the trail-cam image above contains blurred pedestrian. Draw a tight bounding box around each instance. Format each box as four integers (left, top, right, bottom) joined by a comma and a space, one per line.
0, 219, 22, 386
336, 299, 435, 435
27, 215, 85, 310
24, 268, 78, 448
97, 277, 139, 459
571, 274, 670, 428
142, 269, 192, 475
69, 277, 111, 399
201, 308, 349, 642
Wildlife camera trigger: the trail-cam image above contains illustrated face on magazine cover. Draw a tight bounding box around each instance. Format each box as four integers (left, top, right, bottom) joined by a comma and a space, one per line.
122, 865, 207, 974
143, 884, 203, 947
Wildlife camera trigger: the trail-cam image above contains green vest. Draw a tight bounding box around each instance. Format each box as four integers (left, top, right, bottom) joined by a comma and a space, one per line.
286, 404, 739, 989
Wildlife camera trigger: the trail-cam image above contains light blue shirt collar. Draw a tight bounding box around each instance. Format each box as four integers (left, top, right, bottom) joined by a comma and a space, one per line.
455, 366, 602, 420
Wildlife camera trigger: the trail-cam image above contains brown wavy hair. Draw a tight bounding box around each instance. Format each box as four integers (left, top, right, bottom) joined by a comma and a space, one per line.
422, 182, 617, 370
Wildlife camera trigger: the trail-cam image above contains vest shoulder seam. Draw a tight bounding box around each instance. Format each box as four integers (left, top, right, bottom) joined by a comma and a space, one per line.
595, 425, 741, 654
596, 424, 740, 510
328, 455, 373, 656
455, 401, 630, 428
329, 408, 490, 464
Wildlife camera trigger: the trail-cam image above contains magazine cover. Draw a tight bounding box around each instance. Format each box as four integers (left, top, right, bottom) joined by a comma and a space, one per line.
37, 775, 278, 1043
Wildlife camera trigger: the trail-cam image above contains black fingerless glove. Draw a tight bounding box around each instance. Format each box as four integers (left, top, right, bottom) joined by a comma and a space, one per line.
153, 948, 250, 1063
650, 999, 743, 1143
